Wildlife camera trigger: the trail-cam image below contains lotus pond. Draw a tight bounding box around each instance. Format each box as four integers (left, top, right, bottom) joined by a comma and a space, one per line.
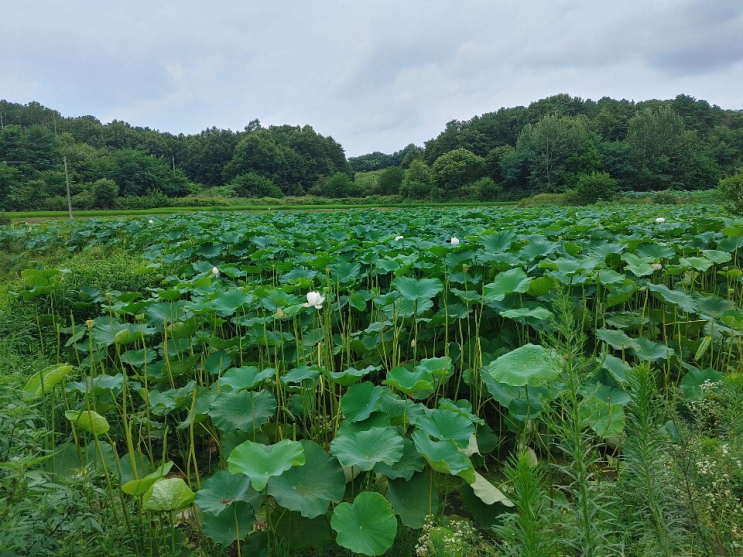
2, 204, 742, 556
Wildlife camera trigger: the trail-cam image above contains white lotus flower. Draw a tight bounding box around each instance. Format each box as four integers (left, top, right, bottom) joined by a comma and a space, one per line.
394, 235, 404, 241
651, 263, 663, 271
451, 237, 460, 246
303, 291, 325, 309
655, 217, 665, 223
148, 219, 154, 224
211, 266, 219, 276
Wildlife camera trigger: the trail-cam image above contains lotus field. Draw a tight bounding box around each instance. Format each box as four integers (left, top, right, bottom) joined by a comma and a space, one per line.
2, 204, 742, 556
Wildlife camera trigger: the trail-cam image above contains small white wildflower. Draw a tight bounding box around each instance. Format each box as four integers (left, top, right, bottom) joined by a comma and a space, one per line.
394, 235, 404, 241
655, 217, 666, 223
303, 291, 325, 309
211, 266, 220, 276
651, 263, 663, 271
451, 236, 460, 246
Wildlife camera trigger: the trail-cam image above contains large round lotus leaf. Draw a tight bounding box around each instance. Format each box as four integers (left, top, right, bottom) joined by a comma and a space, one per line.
383, 366, 433, 395
578, 396, 626, 438
646, 283, 697, 313
485, 344, 561, 387
631, 337, 675, 362
228, 439, 305, 491
194, 470, 260, 516
208, 389, 276, 432
142, 477, 195, 512
201, 501, 255, 546
65, 410, 110, 435
209, 290, 253, 317
392, 276, 444, 301
414, 409, 475, 448
680, 368, 723, 401
341, 381, 384, 422
267, 440, 345, 518
330, 427, 404, 471
325, 365, 377, 386
219, 366, 274, 391
470, 471, 513, 507
483, 268, 532, 302
373, 438, 425, 480
24, 364, 73, 398
122, 461, 174, 496
411, 430, 475, 483
386, 471, 439, 528
331, 492, 397, 556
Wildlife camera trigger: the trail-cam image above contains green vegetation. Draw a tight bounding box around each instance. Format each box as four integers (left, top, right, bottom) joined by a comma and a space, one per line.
1, 204, 742, 555
1, 93, 741, 212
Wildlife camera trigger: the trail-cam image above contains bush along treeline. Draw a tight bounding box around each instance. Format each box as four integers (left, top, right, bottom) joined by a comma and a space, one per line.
1, 93, 742, 211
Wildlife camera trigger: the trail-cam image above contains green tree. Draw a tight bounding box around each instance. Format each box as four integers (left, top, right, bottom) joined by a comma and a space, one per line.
718, 167, 743, 214
377, 166, 405, 195
566, 171, 618, 204
400, 160, 434, 200
432, 148, 485, 199
230, 173, 284, 198
515, 115, 600, 194
321, 172, 362, 198
626, 107, 719, 191
91, 178, 119, 209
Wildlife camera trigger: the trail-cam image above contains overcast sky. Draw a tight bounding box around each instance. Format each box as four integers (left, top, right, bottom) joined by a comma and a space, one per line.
2, 1, 742, 157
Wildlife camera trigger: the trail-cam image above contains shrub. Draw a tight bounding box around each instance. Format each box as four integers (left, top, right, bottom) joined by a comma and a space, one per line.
229, 173, 284, 198
91, 178, 119, 209
652, 190, 678, 205
473, 177, 504, 201
570, 171, 618, 204
718, 168, 743, 215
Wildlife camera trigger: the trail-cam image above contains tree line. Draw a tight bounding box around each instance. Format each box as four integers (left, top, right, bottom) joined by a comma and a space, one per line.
352, 94, 743, 202
0, 94, 741, 210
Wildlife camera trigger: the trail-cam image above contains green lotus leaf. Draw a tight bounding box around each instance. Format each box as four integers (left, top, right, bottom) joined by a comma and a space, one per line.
65, 410, 110, 435
411, 430, 475, 483
281, 365, 320, 384
228, 439, 306, 491
392, 276, 444, 301
331, 492, 397, 556
596, 328, 638, 351
341, 381, 384, 422
325, 365, 378, 386
631, 337, 675, 362
579, 396, 626, 438
267, 440, 345, 518
142, 477, 195, 512
485, 344, 561, 388
219, 366, 275, 391
527, 276, 556, 297
383, 366, 434, 396
500, 306, 552, 322
415, 409, 475, 448
386, 471, 439, 528
209, 290, 253, 317
415, 357, 454, 378
119, 348, 156, 367
194, 470, 260, 516
201, 501, 255, 546
680, 256, 712, 272
372, 438, 426, 480
24, 364, 73, 398
437, 398, 485, 425
483, 268, 532, 302
470, 471, 513, 507
646, 283, 697, 313
680, 367, 723, 400
330, 426, 404, 471
208, 389, 276, 432
122, 461, 174, 497
480, 230, 516, 253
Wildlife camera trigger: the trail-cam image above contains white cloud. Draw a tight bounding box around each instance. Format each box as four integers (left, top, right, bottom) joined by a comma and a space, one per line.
1, 0, 741, 156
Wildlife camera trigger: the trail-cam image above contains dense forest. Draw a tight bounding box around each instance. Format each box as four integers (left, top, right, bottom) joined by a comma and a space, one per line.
0, 93, 742, 210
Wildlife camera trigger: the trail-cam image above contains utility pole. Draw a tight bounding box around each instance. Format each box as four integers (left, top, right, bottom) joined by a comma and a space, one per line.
63, 156, 73, 219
